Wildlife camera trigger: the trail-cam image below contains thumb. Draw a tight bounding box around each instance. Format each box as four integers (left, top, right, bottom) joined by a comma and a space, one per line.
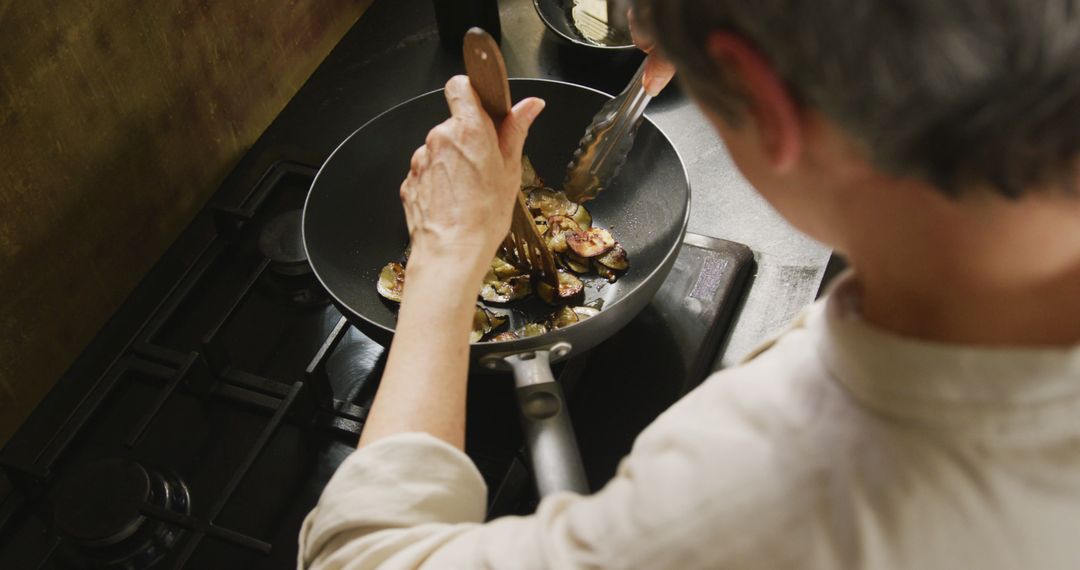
499, 97, 546, 161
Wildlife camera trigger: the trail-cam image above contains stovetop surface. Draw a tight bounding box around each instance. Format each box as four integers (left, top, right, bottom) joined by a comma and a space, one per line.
0, 161, 751, 568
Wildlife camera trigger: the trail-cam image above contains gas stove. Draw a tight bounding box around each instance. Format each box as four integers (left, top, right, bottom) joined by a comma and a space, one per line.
0, 162, 751, 568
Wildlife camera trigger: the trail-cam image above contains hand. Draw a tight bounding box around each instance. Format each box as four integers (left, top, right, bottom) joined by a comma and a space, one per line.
364, 78, 543, 451
629, 10, 676, 96
400, 76, 545, 279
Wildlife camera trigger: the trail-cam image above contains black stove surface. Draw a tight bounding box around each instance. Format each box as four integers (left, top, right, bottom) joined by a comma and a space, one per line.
0, 162, 752, 568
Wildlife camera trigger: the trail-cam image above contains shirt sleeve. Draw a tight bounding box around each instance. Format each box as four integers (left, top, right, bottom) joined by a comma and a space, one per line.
297, 432, 488, 569
297, 362, 820, 570
299, 428, 660, 570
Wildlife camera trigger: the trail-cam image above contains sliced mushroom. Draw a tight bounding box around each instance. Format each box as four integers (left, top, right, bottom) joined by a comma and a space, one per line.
479, 282, 504, 303
528, 188, 579, 218
491, 256, 524, 280
593, 260, 618, 283
472, 306, 492, 335
558, 271, 585, 298
567, 228, 616, 258
480, 275, 533, 303
548, 306, 580, 329
546, 230, 569, 254
547, 215, 582, 234
471, 306, 506, 343
571, 204, 592, 228
469, 312, 488, 343
491, 331, 521, 342
537, 270, 585, 304
376, 262, 406, 302
562, 251, 590, 273
595, 243, 629, 270
545, 215, 582, 254
521, 322, 548, 337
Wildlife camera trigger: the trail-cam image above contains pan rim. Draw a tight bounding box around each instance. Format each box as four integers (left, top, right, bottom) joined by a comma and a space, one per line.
302, 77, 692, 351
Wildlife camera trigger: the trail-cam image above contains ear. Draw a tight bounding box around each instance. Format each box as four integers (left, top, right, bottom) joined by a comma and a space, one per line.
706, 32, 803, 172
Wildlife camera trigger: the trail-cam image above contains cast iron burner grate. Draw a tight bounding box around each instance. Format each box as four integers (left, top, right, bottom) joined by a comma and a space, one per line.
0, 162, 752, 568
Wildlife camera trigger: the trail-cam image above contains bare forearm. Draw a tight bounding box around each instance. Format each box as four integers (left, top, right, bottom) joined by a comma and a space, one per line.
356, 77, 543, 451
358, 255, 484, 450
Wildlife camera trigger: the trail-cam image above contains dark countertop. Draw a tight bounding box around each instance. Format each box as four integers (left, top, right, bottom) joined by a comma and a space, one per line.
217, 0, 830, 369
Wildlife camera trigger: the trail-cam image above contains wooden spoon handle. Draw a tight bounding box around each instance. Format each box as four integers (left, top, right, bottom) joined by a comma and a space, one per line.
463, 27, 511, 121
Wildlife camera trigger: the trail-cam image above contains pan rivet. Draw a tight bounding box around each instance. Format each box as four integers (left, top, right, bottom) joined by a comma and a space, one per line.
550, 342, 572, 359
483, 360, 498, 370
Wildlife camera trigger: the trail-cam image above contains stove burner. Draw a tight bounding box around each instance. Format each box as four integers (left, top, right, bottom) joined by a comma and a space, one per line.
51, 458, 191, 569
258, 209, 311, 276
258, 209, 331, 307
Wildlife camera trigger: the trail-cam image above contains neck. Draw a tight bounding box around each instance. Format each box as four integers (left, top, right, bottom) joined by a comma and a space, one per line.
856, 265, 1080, 347
842, 181, 1080, 347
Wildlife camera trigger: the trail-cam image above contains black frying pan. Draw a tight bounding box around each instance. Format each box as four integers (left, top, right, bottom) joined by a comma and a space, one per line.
303, 78, 690, 496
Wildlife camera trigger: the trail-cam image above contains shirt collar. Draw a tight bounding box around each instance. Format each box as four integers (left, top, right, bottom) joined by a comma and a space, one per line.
813, 272, 1080, 441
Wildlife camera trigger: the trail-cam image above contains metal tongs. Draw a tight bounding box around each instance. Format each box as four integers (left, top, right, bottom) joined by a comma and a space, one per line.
563, 60, 652, 203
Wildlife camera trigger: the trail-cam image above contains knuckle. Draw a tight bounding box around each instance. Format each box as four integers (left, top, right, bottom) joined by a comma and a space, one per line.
410, 148, 427, 170
429, 123, 453, 144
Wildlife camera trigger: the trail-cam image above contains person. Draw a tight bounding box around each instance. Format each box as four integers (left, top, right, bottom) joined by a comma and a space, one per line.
299, 0, 1080, 567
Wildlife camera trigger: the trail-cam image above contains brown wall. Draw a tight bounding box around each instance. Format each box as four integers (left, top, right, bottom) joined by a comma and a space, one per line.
0, 0, 373, 444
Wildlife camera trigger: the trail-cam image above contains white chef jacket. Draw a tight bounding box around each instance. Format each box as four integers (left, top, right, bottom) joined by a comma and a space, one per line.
299, 275, 1080, 569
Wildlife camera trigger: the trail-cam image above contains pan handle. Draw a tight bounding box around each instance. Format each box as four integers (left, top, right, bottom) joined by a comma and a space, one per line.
506, 350, 589, 497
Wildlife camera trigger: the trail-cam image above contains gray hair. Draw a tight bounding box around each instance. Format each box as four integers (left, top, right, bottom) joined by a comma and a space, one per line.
634, 0, 1080, 198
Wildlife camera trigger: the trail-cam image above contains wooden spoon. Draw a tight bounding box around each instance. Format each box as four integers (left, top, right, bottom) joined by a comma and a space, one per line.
463, 28, 558, 287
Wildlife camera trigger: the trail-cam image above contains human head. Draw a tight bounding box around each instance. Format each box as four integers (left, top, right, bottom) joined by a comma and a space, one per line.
633, 0, 1080, 201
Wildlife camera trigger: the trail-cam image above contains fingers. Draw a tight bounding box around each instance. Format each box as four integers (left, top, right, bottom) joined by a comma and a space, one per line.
643, 53, 676, 97
498, 97, 546, 162
629, 8, 675, 96
410, 145, 430, 173
444, 75, 483, 120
